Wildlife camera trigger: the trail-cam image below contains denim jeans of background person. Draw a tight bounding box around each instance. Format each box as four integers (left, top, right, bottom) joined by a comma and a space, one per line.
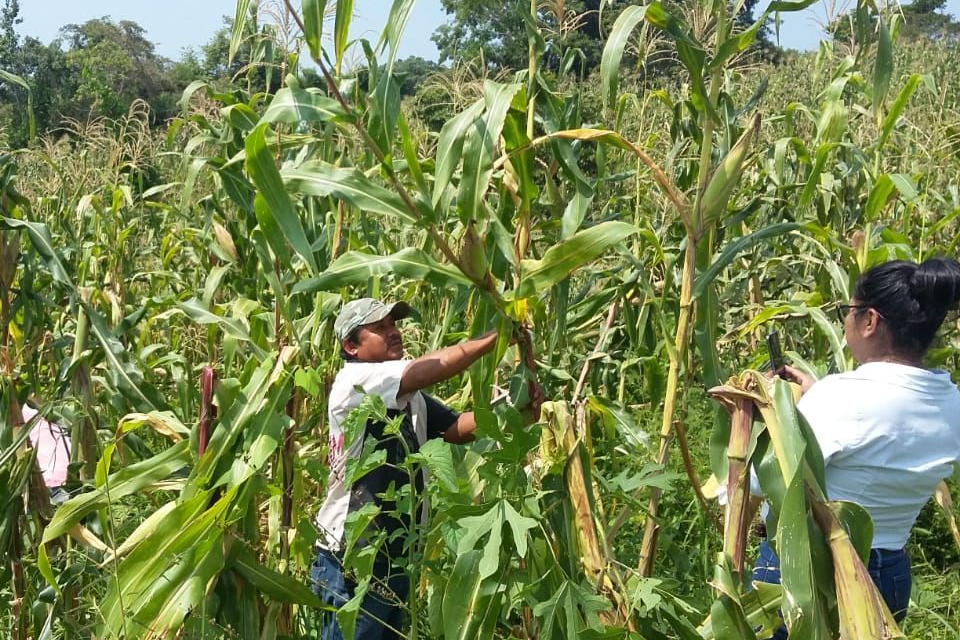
312, 549, 410, 640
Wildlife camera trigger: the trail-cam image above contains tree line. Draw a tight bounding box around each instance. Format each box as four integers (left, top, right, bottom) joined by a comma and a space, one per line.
1, 0, 959, 149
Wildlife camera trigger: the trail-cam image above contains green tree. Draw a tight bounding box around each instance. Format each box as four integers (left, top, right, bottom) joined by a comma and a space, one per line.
59, 18, 173, 120
433, 0, 625, 72
899, 0, 960, 40
830, 0, 960, 43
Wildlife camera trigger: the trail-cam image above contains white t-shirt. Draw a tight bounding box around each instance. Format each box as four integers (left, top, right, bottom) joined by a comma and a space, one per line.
798, 362, 960, 549
314, 359, 458, 554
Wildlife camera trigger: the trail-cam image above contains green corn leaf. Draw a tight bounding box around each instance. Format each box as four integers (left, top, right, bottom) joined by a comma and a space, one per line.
442, 550, 499, 640
766, 0, 822, 11
100, 493, 228, 638
82, 302, 170, 412
514, 221, 636, 299
864, 175, 896, 222
261, 82, 349, 125
693, 223, 805, 298
302, 0, 324, 60
293, 248, 471, 294
246, 123, 318, 274
229, 0, 253, 64
41, 441, 191, 543
334, 0, 353, 75
600, 5, 649, 109
0, 70, 34, 142
186, 349, 297, 498
877, 74, 928, 152
433, 99, 485, 207
178, 298, 268, 360
872, 17, 893, 117
457, 81, 523, 224
0, 217, 74, 288
380, 0, 417, 72
232, 548, 326, 607
283, 161, 422, 222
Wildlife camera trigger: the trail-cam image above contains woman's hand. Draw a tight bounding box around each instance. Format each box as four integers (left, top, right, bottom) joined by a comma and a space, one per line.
777, 365, 815, 394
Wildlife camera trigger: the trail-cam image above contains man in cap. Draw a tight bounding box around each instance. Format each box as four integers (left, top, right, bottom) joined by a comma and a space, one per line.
312, 297, 514, 640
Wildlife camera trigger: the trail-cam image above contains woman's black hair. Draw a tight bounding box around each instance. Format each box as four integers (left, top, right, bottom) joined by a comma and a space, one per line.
853, 257, 960, 356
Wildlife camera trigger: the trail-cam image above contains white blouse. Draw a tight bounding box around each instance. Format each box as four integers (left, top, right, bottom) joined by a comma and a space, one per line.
798, 362, 960, 549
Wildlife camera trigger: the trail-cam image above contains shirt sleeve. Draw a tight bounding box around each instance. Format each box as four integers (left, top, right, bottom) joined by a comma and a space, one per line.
345, 360, 412, 410
796, 378, 847, 464
422, 394, 460, 439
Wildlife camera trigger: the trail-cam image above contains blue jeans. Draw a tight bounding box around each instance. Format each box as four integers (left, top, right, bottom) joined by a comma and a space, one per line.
310, 549, 410, 640
752, 541, 911, 639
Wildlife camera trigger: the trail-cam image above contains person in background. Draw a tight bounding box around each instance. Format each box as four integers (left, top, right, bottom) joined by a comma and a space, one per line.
311, 298, 541, 640
757, 257, 960, 637
23, 403, 71, 503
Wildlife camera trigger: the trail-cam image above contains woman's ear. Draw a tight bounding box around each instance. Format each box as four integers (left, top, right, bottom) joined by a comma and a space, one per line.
861, 308, 883, 338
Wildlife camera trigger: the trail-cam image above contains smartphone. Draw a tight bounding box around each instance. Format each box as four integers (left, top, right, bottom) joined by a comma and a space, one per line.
766, 331, 785, 372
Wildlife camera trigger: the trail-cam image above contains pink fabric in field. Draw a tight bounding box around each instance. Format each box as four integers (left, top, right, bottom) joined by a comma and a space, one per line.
23, 405, 71, 488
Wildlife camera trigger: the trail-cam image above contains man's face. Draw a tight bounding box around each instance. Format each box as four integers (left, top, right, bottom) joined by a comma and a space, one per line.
344, 315, 405, 361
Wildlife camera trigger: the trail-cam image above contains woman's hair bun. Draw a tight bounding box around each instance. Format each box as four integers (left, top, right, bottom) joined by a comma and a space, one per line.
911, 257, 960, 317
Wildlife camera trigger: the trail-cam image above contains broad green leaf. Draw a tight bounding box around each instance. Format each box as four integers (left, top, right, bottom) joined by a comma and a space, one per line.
260, 82, 349, 125
515, 222, 636, 299
233, 548, 326, 607
245, 123, 319, 274
766, 0, 821, 10
179, 298, 268, 360
186, 349, 297, 497
409, 438, 458, 492
0, 69, 34, 141
283, 161, 422, 222
0, 217, 74, 288
600, 5, 649, 109
877, 74, 926, 152
222, 103, 259, 132
863, 175, 896, 222
380, 0, 416, 72
100, 492, 228, 638
82, 302, 170, 412
293, 248, 470, 294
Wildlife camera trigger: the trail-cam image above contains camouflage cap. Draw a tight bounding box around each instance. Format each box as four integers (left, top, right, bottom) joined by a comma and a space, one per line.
334, 298, 412, 342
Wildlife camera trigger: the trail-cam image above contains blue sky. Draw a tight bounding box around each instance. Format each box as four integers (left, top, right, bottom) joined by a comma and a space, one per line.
16, 0, 960, 62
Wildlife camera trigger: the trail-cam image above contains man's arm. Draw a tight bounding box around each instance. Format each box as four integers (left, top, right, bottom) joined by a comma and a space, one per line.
442, 412, 477, 444
398, 330, 499, 395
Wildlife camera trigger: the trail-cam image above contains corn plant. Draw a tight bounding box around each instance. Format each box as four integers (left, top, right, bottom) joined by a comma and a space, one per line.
704, 371, 905, 640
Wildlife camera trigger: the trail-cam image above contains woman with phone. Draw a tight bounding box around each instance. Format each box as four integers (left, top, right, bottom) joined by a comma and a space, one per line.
759, 257, 960, 636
